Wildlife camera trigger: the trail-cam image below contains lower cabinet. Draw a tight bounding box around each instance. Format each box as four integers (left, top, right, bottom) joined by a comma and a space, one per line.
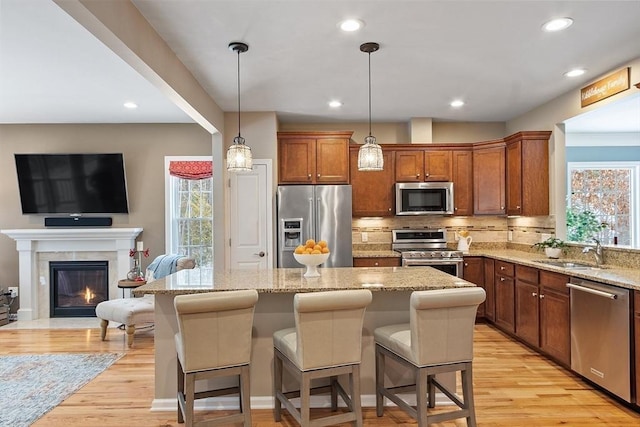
539, 270, 570, 366
635, 291, 640, 407
483, 258, 495, 322
514, 265, 540, 348
353, 257, 401, 267
462, 256, 485, 318
494, 260, 515, 333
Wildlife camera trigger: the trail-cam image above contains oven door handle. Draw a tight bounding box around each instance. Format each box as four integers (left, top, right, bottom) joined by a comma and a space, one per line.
402, 259, 463, 267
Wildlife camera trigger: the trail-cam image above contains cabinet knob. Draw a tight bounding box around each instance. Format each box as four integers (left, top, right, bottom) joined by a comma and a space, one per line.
516, 205, 521, 209
388, 208, 392, 211
532, 292, 538, 297
317, 174, 321, 178
464, 263, 468, 267
374, 262, 379, 266
500, 277, 505, 282
501, 206, 505, 210
500, 266, 505, 270
416, 173, 420, 178
425, 173, 430, 177
539, 294, 545, 299
307, 174, 312, 179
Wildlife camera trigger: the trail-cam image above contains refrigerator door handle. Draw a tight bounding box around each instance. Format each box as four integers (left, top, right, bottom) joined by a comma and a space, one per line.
309, 197, 315, 240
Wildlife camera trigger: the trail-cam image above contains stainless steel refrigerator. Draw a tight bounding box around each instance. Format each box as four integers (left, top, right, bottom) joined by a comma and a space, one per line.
277, 185, 353, 268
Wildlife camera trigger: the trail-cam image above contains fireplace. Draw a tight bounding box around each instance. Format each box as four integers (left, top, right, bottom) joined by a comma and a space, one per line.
50, 261, 109, 317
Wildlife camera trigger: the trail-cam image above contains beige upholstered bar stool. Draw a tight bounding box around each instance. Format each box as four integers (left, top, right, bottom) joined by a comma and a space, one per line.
174, 289, 259, 427
374, 287, 486, 427
273, 289, 373, 427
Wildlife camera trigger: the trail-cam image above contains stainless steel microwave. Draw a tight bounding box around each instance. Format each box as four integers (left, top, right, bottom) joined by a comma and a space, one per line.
395, 182, 454, 215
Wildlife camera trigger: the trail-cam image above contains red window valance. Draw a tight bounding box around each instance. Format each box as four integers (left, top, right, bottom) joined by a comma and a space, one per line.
169, 161, 212, 180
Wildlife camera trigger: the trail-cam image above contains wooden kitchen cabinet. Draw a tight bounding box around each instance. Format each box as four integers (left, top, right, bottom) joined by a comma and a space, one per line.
350, 148, 395, 217
394, 149, 452, 182
473, 142, 506, 215
278, 131, 352, 184
395, 150, 424, 182
483, 258, 495, 321
505, 131, 551, 216
452, 149, 473, 216
463, 256, 485, 318
353, 257, 401, 267
539, 270, 570, 366
494, 260, 515, 332
424, 150, 452, 181
635, 291, 640, 407
515, 265, 540, 348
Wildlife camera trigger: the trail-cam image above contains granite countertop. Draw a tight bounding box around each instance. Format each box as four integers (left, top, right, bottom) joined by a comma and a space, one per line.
466, 249, 640, 291
132, 266, 475, 296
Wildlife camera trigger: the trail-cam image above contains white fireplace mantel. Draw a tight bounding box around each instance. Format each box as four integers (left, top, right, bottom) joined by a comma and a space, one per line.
2, 228, 142, 321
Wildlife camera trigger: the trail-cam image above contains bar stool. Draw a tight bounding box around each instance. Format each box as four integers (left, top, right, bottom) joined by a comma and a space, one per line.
374, 287, 486, 427
174, 289, 259, 427
273, 289, 373, 427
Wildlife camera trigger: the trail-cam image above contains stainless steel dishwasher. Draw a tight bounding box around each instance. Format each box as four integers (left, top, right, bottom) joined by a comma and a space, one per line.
566, 278, 631, 402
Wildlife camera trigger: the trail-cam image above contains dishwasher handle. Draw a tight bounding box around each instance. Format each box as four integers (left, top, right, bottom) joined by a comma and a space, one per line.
566, 282, 618, 300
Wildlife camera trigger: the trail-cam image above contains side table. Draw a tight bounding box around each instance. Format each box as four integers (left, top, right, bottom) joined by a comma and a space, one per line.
117, 279, 146, 298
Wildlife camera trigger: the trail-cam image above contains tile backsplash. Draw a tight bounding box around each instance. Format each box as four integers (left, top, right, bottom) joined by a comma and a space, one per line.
352, 215, 555, 250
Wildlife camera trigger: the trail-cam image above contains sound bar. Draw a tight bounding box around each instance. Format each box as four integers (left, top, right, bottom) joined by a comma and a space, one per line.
44, 217, 113, 227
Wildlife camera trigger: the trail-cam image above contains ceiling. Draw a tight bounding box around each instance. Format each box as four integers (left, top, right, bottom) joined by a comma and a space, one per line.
1, 0, 639, 132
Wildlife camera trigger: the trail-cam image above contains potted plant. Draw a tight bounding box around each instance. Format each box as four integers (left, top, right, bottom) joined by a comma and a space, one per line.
532, 237, 567, 259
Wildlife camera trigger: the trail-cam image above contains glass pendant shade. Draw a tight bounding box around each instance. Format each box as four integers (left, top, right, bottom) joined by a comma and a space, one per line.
357, 135, 384, 171
226, 136, 252, 171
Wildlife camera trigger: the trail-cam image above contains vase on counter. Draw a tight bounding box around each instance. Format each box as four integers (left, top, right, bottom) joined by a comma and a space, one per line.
127, 259, 142, 281
545, 248, 562, 259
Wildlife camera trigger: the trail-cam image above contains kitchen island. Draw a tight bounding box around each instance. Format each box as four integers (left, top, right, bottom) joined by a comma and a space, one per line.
133, 266, 476, 410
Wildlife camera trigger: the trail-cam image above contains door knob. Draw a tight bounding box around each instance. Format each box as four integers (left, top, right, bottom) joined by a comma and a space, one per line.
254, 251, 266, 257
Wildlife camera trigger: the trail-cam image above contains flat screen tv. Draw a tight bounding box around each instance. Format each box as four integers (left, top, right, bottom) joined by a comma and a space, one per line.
14, 153, 129, 215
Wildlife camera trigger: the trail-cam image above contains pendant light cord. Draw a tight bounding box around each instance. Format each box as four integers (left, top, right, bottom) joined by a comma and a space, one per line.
368, 51, 372, 138
236, 49, 241, 139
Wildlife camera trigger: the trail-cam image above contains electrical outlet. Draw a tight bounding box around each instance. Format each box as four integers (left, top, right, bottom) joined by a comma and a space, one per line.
508, 230, 513, 241
361, 232, 368, 243
8, 287, 18, 298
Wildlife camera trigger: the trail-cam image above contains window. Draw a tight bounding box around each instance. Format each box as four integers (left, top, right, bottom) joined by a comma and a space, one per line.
567, 162, 639, 246
165, 157, 213, 269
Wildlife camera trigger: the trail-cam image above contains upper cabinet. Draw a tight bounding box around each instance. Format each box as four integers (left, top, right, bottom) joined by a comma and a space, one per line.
350, 147, 395, 217
452, 149, 473, 216
278, 131, 352, 184
394, 148, 452, 182
473, 141, 506, 215
505, 131, 551, 216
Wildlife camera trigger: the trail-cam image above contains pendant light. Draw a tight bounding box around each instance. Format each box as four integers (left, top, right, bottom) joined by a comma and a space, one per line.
226, 42, 252, 172
358, 42, 384, 171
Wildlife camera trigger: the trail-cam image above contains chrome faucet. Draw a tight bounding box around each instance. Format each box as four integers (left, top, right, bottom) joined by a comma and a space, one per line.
582, 238, 604, 266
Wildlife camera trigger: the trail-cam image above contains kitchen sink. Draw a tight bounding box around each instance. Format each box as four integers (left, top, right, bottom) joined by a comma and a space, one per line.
534, 260, 604, 270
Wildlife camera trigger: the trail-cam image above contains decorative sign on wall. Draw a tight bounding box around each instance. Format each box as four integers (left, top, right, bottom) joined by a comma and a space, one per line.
580, 67, 630, 108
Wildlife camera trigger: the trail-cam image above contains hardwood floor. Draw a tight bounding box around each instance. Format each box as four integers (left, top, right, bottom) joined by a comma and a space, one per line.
1, 323, 639, 426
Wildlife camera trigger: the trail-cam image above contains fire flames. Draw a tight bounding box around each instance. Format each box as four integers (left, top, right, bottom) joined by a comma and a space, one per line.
84, 287, 94, 303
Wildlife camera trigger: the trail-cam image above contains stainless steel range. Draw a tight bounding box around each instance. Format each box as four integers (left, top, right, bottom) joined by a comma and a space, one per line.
392, 229, 463, 277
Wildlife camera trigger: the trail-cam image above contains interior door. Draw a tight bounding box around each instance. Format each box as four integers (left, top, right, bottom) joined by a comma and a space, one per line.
229, 160, 272, 269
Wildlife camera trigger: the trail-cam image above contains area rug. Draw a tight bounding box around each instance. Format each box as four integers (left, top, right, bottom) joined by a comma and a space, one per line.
0, 353, 122, 427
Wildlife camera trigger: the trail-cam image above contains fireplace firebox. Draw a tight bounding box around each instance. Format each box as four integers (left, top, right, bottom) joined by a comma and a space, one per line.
50, 261, 109, 317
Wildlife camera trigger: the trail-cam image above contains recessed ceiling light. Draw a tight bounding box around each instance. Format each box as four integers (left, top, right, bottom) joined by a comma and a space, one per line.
542, 17, 573, 32
338, 19, 364, 32
328, 100, 343, 108
123, 102, 138, 109
564, 68, 586, 77
450, 100, 465, 108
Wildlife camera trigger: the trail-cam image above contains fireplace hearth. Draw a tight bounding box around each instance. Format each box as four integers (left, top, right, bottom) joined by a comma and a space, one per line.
50, 261, 109, 317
